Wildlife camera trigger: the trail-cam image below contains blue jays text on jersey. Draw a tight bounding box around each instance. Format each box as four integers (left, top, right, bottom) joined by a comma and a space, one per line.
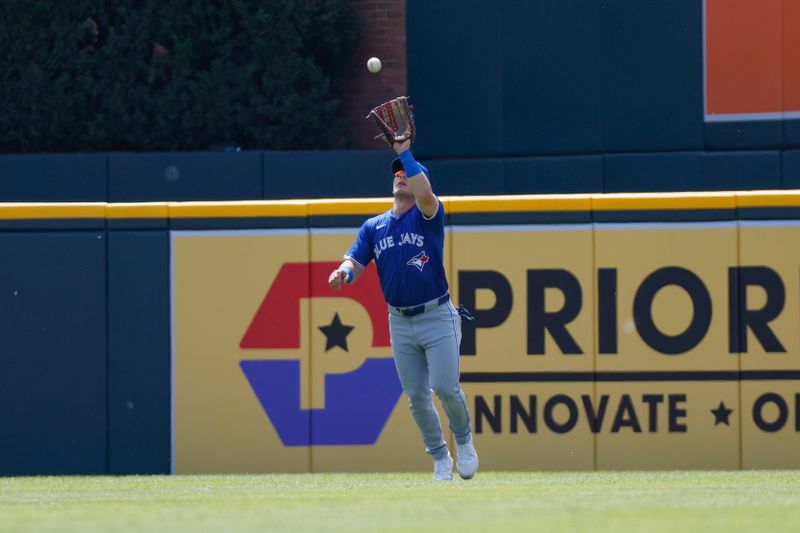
345, 199, 449, 308
373, 232, 425, 258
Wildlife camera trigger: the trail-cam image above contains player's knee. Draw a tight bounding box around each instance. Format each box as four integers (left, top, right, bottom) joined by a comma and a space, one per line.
431, 381, 460, 401
406, 388, 432, 409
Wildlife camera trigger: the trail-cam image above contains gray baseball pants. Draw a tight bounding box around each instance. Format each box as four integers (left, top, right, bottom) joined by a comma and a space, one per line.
388, 297, 472, 460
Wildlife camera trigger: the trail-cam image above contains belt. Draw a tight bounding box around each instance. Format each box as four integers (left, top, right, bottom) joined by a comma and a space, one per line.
395, 294, 450, 317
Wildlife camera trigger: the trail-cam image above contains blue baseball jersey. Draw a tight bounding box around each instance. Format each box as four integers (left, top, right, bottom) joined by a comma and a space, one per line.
345, 200, 448, 308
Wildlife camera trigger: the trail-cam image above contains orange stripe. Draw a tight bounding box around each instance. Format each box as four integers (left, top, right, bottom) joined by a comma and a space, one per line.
706, 0, 782, 115
784, 0, 800, 111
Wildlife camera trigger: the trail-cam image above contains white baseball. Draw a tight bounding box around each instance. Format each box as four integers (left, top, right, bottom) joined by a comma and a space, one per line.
367, 57, 382, 74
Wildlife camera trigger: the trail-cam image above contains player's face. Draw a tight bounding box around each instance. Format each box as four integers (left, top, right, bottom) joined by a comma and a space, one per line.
392, 171, 413, 198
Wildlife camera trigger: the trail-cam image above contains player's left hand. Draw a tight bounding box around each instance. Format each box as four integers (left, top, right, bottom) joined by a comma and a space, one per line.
393, 139, 411, 154
366, 96, 416, 147
328, 268, 347, 290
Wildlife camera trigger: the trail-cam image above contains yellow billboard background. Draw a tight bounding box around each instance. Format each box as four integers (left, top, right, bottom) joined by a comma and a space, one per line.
450, 225, 596, 470
169, 193, 800, 472
739, 222, 800, 468
173, 227, 451, 474
172, 230, 312, 473
594, 223, 740, 469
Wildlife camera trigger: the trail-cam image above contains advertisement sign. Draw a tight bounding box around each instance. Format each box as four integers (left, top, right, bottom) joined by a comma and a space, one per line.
594, 222, 740, 468
171, 195, 800, 471
172, 230, 312, 473
738, 221, 800, 468
451, 224, 595, 470
172, 227, 445, 474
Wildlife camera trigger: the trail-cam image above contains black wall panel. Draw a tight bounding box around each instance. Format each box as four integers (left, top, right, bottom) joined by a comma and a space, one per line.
605, 151, 782, 192
263, 150, 395, 199
107, 231, 171, 474
701, 151, 781, 190
604, 152, 702, 192
407, 0, 503, 158
0, 153, 107, 201
783, 149, 800, 188
785, 119, 800, 148
0, 232, 107, 475
599, 0, 704, 152
109, 151, 262, 202
423, 159, 505, 196
505, 155, 603, 194
502, 0, 602, 155
704, 121, 783, 151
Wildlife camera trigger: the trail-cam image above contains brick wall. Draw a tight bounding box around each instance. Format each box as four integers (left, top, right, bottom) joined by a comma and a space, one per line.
336, 0, 407, 149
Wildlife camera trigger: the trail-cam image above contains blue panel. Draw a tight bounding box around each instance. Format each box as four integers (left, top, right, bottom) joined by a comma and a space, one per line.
600, 0, 703, 151
109, 151, 261, 202
0, 232, 106, 475
0, 218, 105, 231
107, 231, 170, 474
502, 0, 602, 155
107, 218, 169, 230
171, 217, 308, 230
407, 0, 502, 158
263, 150, 394, 199
783, 150, 800, 188
0, 153, 107, 201
504, 155, 603, 194
607, 151, 778, 193
422, 159, 504, 196
704, 121, 782, 150
785, 119, 800, 148
604, 152, 702, 192
594, 208, 734, 222
451, 211, 591, 225
701, 151, 781, 190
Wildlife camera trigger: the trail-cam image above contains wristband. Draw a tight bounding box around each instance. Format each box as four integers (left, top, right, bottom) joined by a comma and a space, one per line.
398, 149, 423, 178
342, 266, 353, 284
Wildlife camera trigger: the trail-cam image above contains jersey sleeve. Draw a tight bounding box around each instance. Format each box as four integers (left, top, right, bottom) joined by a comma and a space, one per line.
420, 197, 445, 233
344, 220, 374, 269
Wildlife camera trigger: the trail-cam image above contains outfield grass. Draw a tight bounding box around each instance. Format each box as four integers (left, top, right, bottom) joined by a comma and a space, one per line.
1, 471, 799, 532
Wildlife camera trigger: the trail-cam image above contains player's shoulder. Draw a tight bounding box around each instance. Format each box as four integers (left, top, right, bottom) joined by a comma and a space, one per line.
361, 210, 393, 230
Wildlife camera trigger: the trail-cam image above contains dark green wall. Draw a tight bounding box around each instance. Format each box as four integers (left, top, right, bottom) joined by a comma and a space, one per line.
0, 222, 170, 475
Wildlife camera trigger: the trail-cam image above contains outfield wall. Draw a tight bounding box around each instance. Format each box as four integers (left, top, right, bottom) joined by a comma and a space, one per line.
4, 150, 798, 203
2, 191, 800, 474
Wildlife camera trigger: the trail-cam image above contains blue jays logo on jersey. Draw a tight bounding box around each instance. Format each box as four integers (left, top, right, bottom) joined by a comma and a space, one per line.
373, 232, 425, 260
407, 250, 430, 271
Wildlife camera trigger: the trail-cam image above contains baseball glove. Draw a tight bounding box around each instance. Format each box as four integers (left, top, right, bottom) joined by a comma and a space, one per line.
366, 96, 416, 146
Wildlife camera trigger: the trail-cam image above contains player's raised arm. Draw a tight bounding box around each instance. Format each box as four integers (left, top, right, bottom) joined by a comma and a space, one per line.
393, 139, 438, 218
328, 259, 365, 291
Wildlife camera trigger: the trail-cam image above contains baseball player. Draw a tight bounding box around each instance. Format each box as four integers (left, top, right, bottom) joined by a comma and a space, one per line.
327, 139, 478, 481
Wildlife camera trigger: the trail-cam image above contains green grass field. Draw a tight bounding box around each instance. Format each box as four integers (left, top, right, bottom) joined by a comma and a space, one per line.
2, 471, 800, 532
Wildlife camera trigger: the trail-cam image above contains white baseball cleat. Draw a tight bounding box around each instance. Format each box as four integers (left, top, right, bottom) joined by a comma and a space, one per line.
456, 436, 478, 480
433, 451, 454, 481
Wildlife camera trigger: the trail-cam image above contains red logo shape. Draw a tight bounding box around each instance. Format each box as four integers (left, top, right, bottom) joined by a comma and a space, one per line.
240, 262, 390, 349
